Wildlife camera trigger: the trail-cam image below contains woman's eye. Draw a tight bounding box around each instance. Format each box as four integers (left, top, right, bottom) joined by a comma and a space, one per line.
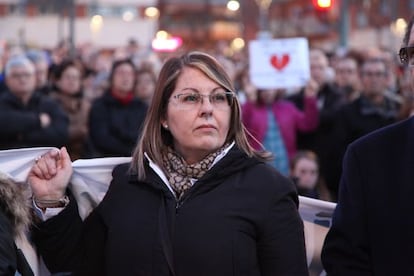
212, 93, 227, 102
183, 94, 199, 102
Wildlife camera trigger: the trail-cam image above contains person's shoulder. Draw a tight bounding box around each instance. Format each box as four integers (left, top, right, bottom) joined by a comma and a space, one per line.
350, 117, 414, 150
241, 100, 255, 110
112, 162, 132, 177
32, 92, 61, 108
129, 98, 149, 113
342, 97, 360, 110
0, 90, 14, 101
243, 162, 296, 193
104, 162, 134, 194
131, 97, 148, 107
275, 99, 295, 107
90, 92, 112, 110
92, 91, 111, 103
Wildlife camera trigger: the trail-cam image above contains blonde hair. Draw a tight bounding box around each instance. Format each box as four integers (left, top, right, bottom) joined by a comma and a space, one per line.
131, 51, 271, 179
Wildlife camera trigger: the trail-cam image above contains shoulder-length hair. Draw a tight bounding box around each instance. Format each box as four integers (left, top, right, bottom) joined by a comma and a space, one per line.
131, 51, 271, 179
108, 58, 136, 87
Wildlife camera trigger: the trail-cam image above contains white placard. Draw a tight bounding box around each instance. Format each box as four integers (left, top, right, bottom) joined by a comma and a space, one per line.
249, 37, 310, 89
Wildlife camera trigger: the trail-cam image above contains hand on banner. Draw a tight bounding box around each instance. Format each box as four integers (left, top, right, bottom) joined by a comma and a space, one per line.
28, 147, 73, 202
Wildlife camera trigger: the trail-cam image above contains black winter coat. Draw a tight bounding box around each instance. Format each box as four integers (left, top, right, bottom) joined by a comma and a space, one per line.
0, 91, 69, 149
33, 147, 308, 275
88, 91, 148, 157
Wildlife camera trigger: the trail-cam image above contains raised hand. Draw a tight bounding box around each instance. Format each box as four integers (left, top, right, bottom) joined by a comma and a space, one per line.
28, 147, 73, 201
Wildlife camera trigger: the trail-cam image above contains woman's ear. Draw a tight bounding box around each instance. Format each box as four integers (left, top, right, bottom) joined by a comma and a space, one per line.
161, 120, 168, 129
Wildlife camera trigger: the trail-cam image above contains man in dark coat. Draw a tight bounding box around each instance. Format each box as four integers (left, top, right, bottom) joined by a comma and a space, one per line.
0, 55, 69, 149
321, 15, 414, 274
327, 58, 400, 199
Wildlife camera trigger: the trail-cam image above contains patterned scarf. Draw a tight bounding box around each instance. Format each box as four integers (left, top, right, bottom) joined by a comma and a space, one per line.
162, 144, 228, 199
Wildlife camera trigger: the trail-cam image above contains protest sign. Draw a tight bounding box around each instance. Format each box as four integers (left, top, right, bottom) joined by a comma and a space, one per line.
249, 37, 310, 89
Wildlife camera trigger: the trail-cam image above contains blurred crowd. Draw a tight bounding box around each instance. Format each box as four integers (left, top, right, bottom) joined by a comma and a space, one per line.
0, 37, 411, 203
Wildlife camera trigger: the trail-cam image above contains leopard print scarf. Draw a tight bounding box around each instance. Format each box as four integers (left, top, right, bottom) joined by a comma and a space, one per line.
162, 145, 228, 199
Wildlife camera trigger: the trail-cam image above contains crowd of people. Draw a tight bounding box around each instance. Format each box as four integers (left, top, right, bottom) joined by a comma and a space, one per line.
0, 35, 411, 203
0, 17, 413, 274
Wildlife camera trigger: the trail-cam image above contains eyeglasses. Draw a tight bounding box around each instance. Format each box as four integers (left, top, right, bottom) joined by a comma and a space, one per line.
170, 91, 235, 110
399, 46, 414, 66
9, 72, 33, 79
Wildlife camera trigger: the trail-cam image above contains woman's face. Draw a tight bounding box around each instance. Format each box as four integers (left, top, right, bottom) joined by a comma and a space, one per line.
292, 158, 318, 189
135, 72, 155, 102
112, 63, 135, 94
258, 89, 277, 105
56, 66, 81, 95
164, 67, 231, 164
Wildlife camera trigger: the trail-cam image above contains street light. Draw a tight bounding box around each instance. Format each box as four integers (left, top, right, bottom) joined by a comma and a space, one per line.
313, 0, 333, 10
255, 0, 273, 39
145, 7, 159, 19
90, 15, 103, 44
227, 0, 240, 12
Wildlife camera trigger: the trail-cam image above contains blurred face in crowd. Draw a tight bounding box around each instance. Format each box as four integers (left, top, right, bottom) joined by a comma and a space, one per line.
360, 60, 387, 97
292, 157, 319, 190
112, 63, 135, 95
6, 63, 36, 101
135, 71, 156, 104
34, 60, 49, 89
164, 67, 232, 164
56, 65, 82, 95
310, 50, 329, 86
335, 58, 360, 89
258, 89, 278, 105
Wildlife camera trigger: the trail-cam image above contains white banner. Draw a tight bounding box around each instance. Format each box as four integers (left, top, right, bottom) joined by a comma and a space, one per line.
0, 147, 336, 276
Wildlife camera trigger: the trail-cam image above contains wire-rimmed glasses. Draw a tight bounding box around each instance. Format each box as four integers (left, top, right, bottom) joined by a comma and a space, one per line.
170, 91, 235, 110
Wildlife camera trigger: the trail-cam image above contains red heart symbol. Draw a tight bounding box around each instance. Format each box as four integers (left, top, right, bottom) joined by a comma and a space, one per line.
270, 54, 290, 71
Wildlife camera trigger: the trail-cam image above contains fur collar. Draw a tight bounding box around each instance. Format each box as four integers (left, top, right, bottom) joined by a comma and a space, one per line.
0, 172, 31, 238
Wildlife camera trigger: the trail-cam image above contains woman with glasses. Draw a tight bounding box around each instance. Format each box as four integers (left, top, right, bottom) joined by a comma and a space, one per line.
27, 51, 308, 275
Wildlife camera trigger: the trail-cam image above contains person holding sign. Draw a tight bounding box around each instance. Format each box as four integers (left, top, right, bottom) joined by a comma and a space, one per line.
321, 15, 414, 274
28, 51, 308, 275
242, 81, 319, 176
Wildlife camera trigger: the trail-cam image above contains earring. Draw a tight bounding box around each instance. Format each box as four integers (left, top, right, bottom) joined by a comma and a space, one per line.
163, 124, 168, 129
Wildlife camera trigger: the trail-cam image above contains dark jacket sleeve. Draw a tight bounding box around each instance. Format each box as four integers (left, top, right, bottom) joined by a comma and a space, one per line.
0, 109, 40, 134
32, 193, 108, 275
25, 98, 69, 147
32, 194, 84, 273
0, 96, 69, 148
321, 145, 371, 275
258, 174, 309, 276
